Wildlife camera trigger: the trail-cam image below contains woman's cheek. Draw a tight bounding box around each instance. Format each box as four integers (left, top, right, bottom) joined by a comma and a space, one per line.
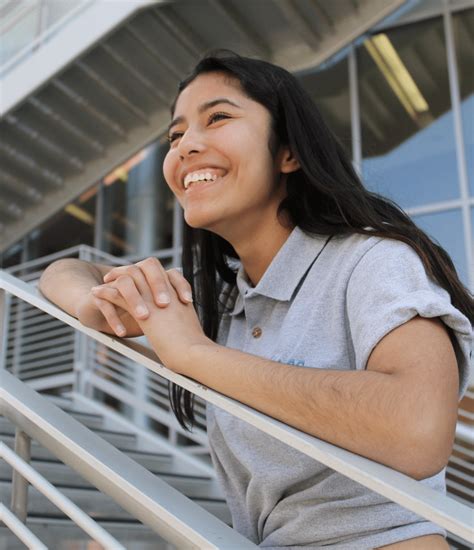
162, 154, 180, 196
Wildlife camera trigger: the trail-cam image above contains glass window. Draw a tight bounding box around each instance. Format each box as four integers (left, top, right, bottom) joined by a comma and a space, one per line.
412, 208, 468, 286
297, 56, 351, 158
26, 184, 97, 259
101, 140, 174, 258
453, 8, 474, 197
0, 243, 22, 270
359, 17, 460, 209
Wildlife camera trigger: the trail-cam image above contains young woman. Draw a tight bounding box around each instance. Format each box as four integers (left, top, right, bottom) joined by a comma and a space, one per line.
40, 52, 473, 549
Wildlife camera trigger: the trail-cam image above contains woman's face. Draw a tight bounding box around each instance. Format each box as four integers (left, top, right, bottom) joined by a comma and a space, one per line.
163, 72, 294, 239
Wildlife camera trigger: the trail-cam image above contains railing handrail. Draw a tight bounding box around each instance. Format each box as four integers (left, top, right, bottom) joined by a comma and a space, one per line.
0, 269, 472, 544
1, 441, 126, 549
0, 502, 47, 550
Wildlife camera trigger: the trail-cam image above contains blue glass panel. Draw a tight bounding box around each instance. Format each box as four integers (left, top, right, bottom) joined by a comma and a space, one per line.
359, 17, 460, 209
412, 209, 468, 286
462, 95, 474, 197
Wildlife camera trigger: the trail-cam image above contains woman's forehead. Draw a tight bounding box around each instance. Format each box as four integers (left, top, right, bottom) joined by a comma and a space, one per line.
173, 72, 246, 114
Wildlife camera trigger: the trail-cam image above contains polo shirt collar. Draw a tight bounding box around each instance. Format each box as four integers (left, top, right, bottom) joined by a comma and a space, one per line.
230, 226, 330, 315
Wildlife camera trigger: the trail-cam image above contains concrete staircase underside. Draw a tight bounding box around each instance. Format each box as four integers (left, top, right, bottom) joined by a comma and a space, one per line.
0, 0, 407, 252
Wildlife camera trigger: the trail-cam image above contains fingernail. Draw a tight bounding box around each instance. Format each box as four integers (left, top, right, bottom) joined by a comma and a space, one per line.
184, 291, 193, 302
135, 306, 149, 317
116, 324, 126, 335
91, 286, 100, 292
157, 292, 170, 304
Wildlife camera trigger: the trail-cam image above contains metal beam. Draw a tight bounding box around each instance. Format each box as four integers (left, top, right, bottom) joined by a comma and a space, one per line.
277, 0, 321, 50
0, 0, 164, 117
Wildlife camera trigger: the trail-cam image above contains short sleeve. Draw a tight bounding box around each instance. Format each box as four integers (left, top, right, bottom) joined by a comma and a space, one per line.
346, 239, 473, 398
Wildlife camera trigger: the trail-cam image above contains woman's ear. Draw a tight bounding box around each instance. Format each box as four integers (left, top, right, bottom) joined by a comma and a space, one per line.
279, 146, 301, 174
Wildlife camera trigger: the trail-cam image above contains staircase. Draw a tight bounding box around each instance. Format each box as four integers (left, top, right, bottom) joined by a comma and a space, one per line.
0, 392, 231, 549
0, 0, 409, 252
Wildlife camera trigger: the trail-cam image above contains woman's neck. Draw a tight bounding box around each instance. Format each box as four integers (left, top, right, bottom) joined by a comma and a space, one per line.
231, 218, 294, 287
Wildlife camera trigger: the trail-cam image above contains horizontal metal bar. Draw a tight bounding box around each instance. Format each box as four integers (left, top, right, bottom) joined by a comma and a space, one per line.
92, 365, 135, 392
9, 313, 62, 330
8, 318, 65, 338
6, 335, 74, 358
72, 392, 216, 479
446, 467, 473, 485
456, 421, 474, 444
7, 327, 72, 347
88, 373, 209, 446
448, 454, 473, 471
0, 442, 126, 549
0, 502, 47, 549
1, 270, 472, 542
20, 363, 73, 382
23, 372, 74, 392
10, 343, 75, 363
11, 352, 74, 372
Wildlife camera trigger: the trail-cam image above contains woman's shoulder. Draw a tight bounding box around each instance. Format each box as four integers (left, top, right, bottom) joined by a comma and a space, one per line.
324, 230, 423, 274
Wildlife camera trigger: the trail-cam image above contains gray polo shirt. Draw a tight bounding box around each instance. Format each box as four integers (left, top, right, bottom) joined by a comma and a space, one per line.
206, 226, 472, 549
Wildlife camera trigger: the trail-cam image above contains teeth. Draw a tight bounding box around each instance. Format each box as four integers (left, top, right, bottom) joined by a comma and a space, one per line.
184, 171, 220, 189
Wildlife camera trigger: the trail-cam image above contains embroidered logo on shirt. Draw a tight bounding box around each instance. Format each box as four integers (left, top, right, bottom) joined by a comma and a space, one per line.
271, 354, 305, 367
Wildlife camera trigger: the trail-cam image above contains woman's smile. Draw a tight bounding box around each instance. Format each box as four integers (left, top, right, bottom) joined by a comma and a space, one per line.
184, 173, 227, 194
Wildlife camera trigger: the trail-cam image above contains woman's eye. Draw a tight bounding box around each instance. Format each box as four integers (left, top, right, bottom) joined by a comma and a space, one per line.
167, 113, 229, 144
208, 112, 230, 124
167, 132, 183, 144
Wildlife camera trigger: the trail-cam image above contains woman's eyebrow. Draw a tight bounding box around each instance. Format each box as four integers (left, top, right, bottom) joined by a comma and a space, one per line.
168, 98, 242, 133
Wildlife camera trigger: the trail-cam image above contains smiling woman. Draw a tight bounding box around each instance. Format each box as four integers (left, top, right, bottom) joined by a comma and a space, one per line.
39, 51, 473, 549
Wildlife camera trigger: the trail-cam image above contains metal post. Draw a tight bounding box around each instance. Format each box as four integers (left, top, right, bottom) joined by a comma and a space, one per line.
10, 429, 31, 523
443, 0, 473, 291
94, 180, 105, 251
11, 237, 29, 377
0, 289, 10, 371
74, 246, 91, 397
349, 43, 362, 176
172, 198, 183, 269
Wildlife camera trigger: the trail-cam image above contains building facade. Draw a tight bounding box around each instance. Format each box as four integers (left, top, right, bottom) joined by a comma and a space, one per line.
2, 1, 473, 292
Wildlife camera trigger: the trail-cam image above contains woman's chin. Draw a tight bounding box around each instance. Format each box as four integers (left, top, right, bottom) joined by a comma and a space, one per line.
184, 210, 215, 230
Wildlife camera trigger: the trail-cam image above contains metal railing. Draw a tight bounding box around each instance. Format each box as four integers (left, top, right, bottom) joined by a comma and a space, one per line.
0, 361, 256, 549
0, 268, 473, 546
5, 245, 211, 460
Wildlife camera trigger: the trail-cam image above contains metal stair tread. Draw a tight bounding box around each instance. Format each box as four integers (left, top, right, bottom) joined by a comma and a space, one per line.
1, 434, 173, 469
0, 481, 232, 524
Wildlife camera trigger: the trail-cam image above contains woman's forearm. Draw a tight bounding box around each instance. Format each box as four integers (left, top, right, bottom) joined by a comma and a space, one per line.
181, 341, 440, 480
39, 259, 106, 316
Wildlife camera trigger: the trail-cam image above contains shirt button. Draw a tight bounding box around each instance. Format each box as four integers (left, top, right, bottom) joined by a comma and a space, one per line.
252, 326, 262, 338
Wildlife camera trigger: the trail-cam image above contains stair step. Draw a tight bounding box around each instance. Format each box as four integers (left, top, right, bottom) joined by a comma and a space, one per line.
0, 424, 137, 451
0, 520, 168, 550
1, 407, 103, 430
1, 434, 174, 471
0, 481, 231, 525
0, 460, 221, 500
0, 416, 136, 446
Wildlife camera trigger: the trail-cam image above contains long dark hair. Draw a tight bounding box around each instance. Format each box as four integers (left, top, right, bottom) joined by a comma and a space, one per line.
168, 50, 474, 430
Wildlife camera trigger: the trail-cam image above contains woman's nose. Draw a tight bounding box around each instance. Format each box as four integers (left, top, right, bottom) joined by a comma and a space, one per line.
177, 128, 204, 159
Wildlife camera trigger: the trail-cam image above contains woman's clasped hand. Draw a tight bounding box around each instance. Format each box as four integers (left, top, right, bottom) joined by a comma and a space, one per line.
90, 258, 211, 372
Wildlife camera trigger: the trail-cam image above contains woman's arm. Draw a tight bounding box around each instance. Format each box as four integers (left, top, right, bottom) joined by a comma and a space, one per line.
179, 316, 458, 480
91, 261, 460, 480
39, 259, 142, 336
